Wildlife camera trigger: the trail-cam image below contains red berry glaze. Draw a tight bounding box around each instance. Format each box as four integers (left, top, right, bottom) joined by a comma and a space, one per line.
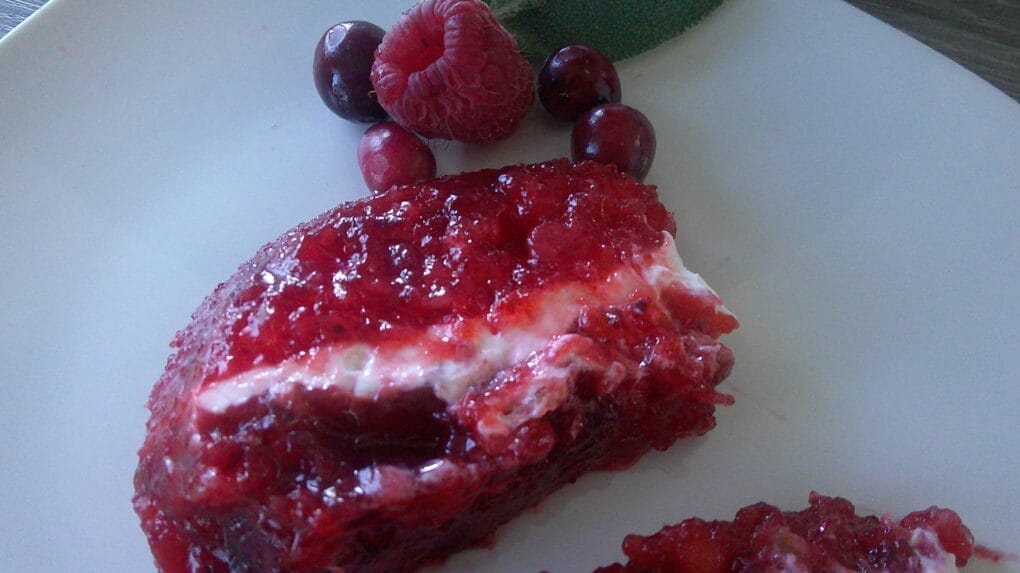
539, 45, 622, 121
596, 493, 976, 572
134, 160, 738, 572
370, 0, 535, 142
357, 122, 436, 193
313, 21, 388, 122
573, 103, 657, 181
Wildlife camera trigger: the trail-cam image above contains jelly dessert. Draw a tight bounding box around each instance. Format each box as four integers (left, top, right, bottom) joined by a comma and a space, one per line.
134, 159, 738, 572
595, 492, 975, 573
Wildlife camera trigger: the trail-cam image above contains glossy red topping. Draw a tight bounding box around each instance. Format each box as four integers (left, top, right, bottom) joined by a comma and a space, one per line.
193, 159, 681, 384
596, 492, 975, 572
134, 160, 738, 572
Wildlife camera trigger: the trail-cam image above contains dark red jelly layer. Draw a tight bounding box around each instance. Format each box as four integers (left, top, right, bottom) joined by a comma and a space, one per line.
134, 160, 737, 572
596, 492, 975, 572
138, 342, 728, 572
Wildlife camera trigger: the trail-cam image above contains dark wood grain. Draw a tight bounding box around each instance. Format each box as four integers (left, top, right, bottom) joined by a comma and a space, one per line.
845, 0, 1019, 101
0, 0, 42, 38
1, 0, 1018, 101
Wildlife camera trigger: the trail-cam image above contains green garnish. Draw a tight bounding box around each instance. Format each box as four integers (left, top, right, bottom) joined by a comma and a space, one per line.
486, 0, 724, 64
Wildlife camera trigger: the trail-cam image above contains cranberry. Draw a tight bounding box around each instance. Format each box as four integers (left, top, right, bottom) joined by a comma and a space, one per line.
313, 21, 387, 122
538, 45, 621, 121
357, 122, 436, 193
572, 103, 656, 181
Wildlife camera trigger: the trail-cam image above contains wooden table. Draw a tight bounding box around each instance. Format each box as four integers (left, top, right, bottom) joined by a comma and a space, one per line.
2, 0, 1018, 101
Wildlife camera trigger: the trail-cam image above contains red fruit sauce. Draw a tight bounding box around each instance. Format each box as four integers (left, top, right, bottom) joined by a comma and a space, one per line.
201, 159, 688, 383
134, 160, 737, 572
596, 493, 976, 572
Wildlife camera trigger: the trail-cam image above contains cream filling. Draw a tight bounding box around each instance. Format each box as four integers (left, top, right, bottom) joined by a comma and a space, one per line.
909, 528, 960, 573
196, 233, 730, 414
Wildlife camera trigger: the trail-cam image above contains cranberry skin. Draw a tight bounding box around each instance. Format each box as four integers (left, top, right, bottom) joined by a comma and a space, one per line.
357, 122, 436, 193
314, 21, 387, 122
538, 45, 621, 121
572, 103, 656, 181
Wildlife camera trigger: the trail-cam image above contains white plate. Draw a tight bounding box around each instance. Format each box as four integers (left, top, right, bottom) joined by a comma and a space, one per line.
1, 1, 1017, 571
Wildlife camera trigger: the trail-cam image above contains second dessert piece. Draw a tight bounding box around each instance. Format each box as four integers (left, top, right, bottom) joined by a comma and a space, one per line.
596, 492, 975, 573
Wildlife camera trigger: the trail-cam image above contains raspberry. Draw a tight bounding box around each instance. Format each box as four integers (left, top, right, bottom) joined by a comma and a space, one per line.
370, 0, 535, 143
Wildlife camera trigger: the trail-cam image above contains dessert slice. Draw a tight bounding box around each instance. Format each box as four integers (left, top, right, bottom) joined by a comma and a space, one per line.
596, 492, 975, 573
133, 159, 738, 572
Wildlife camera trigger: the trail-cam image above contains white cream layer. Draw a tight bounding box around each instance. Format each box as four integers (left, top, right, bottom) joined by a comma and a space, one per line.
909, 528, 961, 573
196, 233, 730, 414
